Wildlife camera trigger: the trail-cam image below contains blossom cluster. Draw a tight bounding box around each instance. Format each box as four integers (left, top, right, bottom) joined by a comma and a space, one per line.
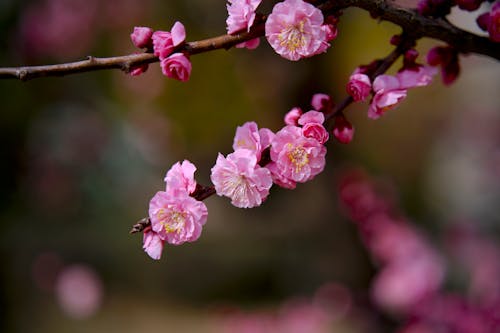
346, 48, 437, 119
130, 22, 192, 81
142, 96, 330, 259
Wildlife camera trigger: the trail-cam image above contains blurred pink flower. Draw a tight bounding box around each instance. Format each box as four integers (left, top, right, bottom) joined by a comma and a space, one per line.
270, 125, 326, 183
56, 264, 103, 319
149, 189, 208, 245
332, 116, 354, 144
298, 110, 325, 125
368, 74, 407, 119
130, 26, 153, 49
226, 0, 262, 34
477, 3, 500, 42
143, 228, 165, 260
397, 66, 437, 89
211, 149, 273, 208
346, 73, 372, 102
160, 53, 192, 81
164, 159, 197, 194
265, 0, 327, 61
310, 93, 333, 112
284, 107, 303, 126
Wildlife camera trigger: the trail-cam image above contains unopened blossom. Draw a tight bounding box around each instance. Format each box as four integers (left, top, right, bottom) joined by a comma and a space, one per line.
226, 0, 262, 34
298, 110, 329, 144
397, 66, 437, 89
160, 53, 192, 81
149, 189, 208, 245
368, 74, 407, 120
265, 0, 327, 61
129, 63, 149, 76
284, 107, 303, 126
487, 2, 500, 42
346, 73, 371, 102
310, 93, 333, 112
211, 149, 273, 208
426, 46, 460, 85
236, 38, 261, 50
143, 229, 164, 260
332, 116, 354, 144
270, 125, 326, 183
164, 160, 197, 194
152, 21, 186, 59
130, 26, 153, 49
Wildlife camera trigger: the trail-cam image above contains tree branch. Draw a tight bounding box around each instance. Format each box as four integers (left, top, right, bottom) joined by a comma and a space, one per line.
0, 0, 498, 81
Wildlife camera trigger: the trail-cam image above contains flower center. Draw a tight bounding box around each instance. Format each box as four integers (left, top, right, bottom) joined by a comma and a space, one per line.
157, 208, 186, 234
287, 144, 309, 172
278, 21, 306, 52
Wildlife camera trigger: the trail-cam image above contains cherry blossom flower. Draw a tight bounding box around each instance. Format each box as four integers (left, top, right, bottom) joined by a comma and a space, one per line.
160, 53, 192, 81
226, 0, 262, 34
368, 74, 407, 119
211, 149, 273, 208
149, 189, 208, 245
143, 229, 164, 260
164, 159, 197, 194
152, 21, 186, 59
265, 0, 327, 61
298, 110, 325, 125
346, 73, 371, 102
298, 111, 329, 144
284, 107, 303, 126
233, 122, 264, 160
270, 125, 326, 183
130, 26, 153, 49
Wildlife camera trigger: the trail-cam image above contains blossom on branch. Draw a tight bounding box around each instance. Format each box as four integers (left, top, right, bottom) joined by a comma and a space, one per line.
265, 0, 329, 61
211, 149, 273, 208
142, 228, 164, 260
130, 26, 153, 49
152, 21, 186, 60
164, 160, 197, 194
346, 73, 371, 102
160, 53, 192, 82
368, 75, 407, 119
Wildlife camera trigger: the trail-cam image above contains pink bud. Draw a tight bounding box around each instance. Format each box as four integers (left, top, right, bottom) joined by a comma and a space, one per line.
476, 12, 490, 31
160, 53, 192, 81
131, 26, 153, 49
152, 31, 174, 59
302, 123, 329, 144
284, 107, 303, 126
346, 73, 371, 102
311, 93, 333, 112
333, 116, 354, 144
488, 2, 500, 42
129, 63, 149, 76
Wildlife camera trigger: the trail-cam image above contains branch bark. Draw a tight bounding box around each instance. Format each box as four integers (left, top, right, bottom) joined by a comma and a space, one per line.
0, 0, 498, 81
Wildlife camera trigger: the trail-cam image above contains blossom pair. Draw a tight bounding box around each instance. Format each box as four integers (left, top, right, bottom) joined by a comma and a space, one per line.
130, 22, 192, 81
143, 160, 208, 259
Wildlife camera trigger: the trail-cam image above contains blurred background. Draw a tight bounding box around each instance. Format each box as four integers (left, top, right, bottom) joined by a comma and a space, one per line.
0, 0, 499, 332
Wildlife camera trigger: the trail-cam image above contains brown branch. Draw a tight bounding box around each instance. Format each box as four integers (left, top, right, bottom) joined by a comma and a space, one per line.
0, 0, 498, 81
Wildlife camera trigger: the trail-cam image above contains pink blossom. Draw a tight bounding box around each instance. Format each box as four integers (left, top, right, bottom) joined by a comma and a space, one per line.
149, 189, 208, 245
226, 0, 262, 34
233, 122, 263, 159
265, 0, 327, 61
332, 116, 354, 144
164, 160, 197, 194
476, 3, 500, 42
266, 162, 297, 189
298, 110, 325, 125
130, 26, 153, 49
284, 107, 303, 126
397, 66, 437, 89
368, 74, 407, 120
302, 123, 329, 144
210, 149, 273, 208
426, 46, 460, 85
259, 128, 275, 150
346, 73, 371, 102
270, 125, 326, 183
310, 93, 333, 112
160, 53, 192, 81
152, 21, 186, 59
143, 229, 164, 260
